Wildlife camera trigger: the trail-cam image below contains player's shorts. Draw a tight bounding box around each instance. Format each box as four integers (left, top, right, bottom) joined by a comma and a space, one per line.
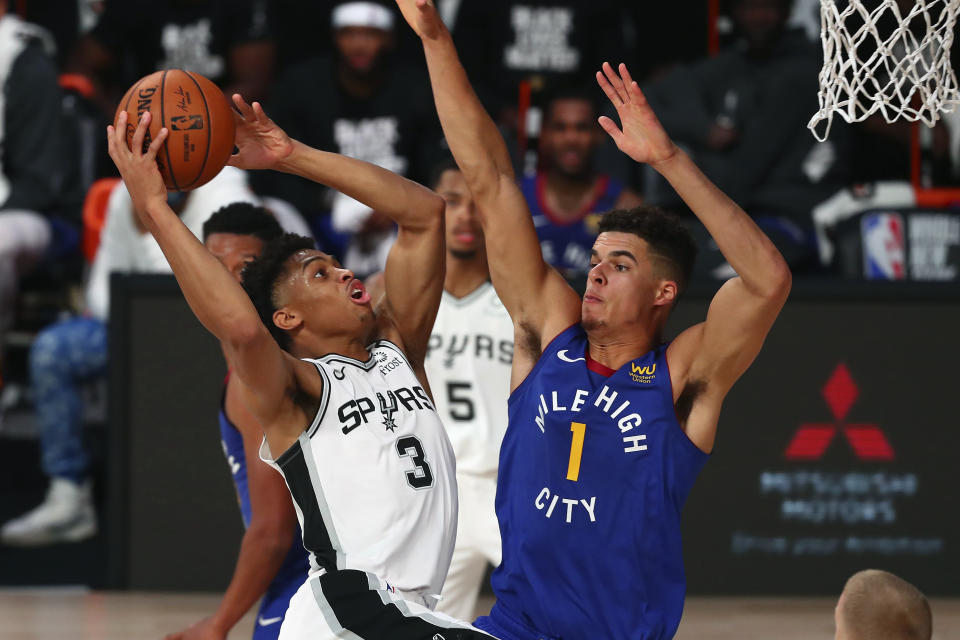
278, 569, 497, 640
474, 604, 560, 640
252, 566, 303, 640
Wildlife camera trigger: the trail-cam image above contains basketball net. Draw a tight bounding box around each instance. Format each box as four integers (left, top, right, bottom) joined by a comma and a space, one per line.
808, 0, 960, 141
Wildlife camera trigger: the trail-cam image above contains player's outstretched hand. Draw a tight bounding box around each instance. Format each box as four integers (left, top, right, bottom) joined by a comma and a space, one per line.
228, 94, 295, 171
106, 110, 168, 214
394, 0, 444, 40
163, 616, 226, 640
596, 62, 679, 168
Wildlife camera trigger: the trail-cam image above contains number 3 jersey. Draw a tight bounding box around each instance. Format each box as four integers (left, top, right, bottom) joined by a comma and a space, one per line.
259, 340, 458, 601
488, 324, 709, 640
425, 282, 515, 479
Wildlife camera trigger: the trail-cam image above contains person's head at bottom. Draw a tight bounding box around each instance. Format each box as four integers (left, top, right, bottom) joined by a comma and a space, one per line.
835, 569, 932, 640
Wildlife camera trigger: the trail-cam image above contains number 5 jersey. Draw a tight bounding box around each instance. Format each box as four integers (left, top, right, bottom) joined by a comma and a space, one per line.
485, 323, 709, 640
259, 339, 458, 602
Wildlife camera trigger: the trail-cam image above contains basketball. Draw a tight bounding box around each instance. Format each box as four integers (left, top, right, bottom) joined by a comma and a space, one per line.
114, 69, 236, 191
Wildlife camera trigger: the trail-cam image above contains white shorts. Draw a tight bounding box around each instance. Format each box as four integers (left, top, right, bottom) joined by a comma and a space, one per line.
279, 569, 497, 640
436, 474, 501, 621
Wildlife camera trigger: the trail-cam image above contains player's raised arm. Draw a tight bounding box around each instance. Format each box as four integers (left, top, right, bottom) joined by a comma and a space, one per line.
229, 95, 446, 364
597, 63, 792, 451
106, 112, 304, 449
395, 0, 581, 354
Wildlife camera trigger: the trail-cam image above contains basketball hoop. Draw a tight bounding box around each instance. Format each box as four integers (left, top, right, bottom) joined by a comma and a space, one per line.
808, 0, 960, 141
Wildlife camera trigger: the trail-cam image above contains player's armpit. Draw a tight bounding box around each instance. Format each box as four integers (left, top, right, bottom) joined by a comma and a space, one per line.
667, 275, 789, 451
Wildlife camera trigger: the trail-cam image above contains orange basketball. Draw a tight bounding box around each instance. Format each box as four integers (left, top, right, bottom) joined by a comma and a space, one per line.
114, 69, 236, 191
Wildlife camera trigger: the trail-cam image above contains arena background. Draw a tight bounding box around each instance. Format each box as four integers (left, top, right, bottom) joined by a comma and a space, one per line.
1, 0, 959, 638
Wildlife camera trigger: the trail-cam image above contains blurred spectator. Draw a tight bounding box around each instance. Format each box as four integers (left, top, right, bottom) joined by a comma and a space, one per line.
835, 569, 932, 640
644, 0, 847, 274
66, 0, 273, 116
0, 167, 260, 546
450, 0, 626, 128
520, 88, 642, 276
0, 3, 75, 405
263, 0, 441, 276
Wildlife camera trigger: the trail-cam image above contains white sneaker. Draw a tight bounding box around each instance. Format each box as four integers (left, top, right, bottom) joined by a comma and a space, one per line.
1, 478, 97, 546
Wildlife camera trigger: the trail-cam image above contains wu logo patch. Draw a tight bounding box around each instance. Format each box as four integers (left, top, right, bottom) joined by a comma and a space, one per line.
629, 362, 656, 384
377, 390, 399, 432
170, 114, 204, 130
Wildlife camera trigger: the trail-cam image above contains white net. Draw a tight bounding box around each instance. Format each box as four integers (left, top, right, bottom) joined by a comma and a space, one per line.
808, 0, 960, 140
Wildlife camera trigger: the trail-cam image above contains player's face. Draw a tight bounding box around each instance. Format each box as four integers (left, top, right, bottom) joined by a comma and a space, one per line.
437, 169, 483, 258
278, 249, 373, 337
205, 233, 264, 284
582, 232, 674, 331
335, 26, 393, 74
540, 99, 600, 178
733, 0, 788, 51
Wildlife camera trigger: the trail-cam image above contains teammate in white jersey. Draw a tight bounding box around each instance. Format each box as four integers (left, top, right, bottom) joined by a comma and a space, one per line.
107, 99, 496, 640
424, 160, 514, 620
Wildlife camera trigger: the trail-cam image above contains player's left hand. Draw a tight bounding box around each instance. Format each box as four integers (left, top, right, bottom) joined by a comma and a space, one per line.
595, 62, 679, 169
106, 110, 168, 215
228, 94, 295, 171
163, 616, 227, 640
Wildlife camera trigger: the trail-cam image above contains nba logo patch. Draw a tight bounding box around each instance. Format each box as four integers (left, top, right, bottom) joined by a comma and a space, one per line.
861, 212, 906, 280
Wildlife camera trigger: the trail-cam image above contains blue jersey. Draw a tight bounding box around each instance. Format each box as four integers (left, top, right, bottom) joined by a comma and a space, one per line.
479, 324, 708, 640
521, 172, 624, 274
219, 381, 310, 640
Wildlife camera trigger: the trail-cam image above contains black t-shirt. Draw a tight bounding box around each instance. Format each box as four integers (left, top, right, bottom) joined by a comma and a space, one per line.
91, 0, 270, 87
452, 0, 626, 113
260, 56, 442, 219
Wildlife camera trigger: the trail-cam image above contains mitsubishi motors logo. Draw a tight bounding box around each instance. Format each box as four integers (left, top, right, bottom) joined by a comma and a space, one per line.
784, 363, 894, 461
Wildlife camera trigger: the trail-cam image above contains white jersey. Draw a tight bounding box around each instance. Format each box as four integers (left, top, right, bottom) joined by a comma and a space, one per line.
425, 282, 514, 479
260, 339, 457, 600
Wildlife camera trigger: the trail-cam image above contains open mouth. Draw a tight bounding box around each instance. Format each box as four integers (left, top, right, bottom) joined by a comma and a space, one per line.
348, 279, 371, 304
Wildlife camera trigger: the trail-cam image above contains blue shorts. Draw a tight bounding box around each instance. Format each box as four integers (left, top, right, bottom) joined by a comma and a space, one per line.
251, 571, 302, 640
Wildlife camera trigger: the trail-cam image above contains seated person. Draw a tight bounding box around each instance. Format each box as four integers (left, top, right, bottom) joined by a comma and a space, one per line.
0, 167, 267, 546
520, 88, 642, 277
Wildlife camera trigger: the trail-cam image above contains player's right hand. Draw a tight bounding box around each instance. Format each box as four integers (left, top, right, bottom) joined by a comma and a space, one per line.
106, 110, 168, 215
394, 0, 444, 40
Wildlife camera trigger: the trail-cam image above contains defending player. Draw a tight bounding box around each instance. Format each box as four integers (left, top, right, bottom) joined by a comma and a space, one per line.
165, 204, 309, 640
424, 159, 513, 620
396, 1, 792, 638
107, 100, 495, 639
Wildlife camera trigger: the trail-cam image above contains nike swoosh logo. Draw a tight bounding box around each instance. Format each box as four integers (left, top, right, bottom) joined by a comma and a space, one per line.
333, 368, 345, 380
557, 349, 585, 363
258, 616, 283, 626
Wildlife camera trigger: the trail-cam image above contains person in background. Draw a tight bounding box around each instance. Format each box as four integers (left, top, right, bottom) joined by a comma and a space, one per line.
643, 0, 844, 274
521, 88, 642, 278
0, 1, 73, 409
66, 0, 274, 116
263, 0, 442, 276
165, 203, 310, 640
0, 167, 259, 546
835, 570, 932, 640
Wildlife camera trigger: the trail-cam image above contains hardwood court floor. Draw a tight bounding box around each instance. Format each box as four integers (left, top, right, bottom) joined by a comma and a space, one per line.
1, 590, 958, 639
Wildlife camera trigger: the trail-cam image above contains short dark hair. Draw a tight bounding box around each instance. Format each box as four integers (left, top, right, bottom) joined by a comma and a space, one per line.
542, 84, 600, 123
428, 154, 460, 191
202, 202, 284, 243
597, 206, 697, 292
241, 233, 317, 351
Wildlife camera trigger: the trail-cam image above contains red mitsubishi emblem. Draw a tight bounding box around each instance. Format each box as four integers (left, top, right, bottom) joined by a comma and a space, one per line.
784, 363, 894, 461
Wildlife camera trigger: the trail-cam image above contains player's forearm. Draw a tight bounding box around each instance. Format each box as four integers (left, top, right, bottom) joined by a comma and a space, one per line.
419, 30, 515, 195
139, 200, 267, 344
210, 526, 293, 632
654, 151, 791, 297
277, 141, 444, 231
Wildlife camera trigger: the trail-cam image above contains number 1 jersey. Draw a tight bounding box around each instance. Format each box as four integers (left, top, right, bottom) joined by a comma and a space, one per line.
489, 324, 709, 640
425, 283, 515, 479
259, 340, 458, 601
